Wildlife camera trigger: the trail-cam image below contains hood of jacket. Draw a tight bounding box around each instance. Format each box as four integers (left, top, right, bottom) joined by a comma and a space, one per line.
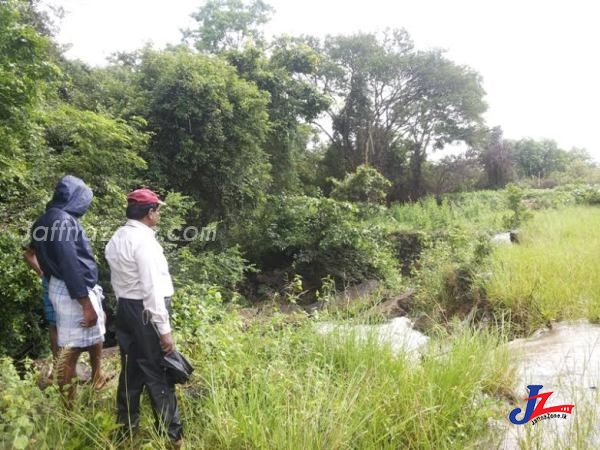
47, 175, 93, 218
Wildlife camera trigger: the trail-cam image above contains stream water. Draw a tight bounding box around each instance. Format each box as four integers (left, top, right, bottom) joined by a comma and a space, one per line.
318, 319, 600, 449
500, 321, 600, 449
316, 317, 429, 358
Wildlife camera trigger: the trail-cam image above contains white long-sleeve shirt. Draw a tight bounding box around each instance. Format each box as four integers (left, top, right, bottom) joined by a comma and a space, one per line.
105, 219, 174, 335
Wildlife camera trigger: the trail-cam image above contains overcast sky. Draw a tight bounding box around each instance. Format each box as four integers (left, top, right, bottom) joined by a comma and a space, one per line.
44, 0, 600, 161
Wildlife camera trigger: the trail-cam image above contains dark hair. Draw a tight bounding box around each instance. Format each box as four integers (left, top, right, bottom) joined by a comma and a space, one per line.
126, 203, 158, 220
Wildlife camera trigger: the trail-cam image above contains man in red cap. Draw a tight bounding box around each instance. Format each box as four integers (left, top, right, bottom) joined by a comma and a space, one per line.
105, 188, 183, 447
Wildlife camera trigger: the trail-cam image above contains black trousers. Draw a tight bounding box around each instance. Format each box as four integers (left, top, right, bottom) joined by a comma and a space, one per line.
115, 298, 183, 441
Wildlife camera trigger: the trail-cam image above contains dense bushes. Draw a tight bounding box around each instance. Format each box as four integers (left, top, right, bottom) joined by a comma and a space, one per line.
238, 195, 402, 295
572, 185, 600, 205
0, 232, 47, 359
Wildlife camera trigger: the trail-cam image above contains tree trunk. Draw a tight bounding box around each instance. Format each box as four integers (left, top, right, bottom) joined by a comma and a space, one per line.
409, 145, 426, 199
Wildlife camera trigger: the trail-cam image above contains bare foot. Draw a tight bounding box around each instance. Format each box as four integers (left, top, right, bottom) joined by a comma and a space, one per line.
37, 366, 54, 390
92, 371, 116, 390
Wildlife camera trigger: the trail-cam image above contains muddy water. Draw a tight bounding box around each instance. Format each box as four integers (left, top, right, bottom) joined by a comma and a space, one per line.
500, 321, 600, 449
315, 317, 429, 357
317, 318, 600, 448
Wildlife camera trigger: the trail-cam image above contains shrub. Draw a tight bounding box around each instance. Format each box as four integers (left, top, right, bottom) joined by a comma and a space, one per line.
0, 232, 48, 359
571, 185, 600, 205
329, 164, 391, 204
171, 246, 251, 302
240, 195, 401, 291
502, 183, 532, 229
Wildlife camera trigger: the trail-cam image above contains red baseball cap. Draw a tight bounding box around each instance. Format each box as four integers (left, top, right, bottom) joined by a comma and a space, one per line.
127, 188, 166, 206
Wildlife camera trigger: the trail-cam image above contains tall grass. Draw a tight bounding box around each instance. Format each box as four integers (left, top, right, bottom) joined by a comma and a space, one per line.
487, 206, 600, 333
182, 317, 514, 450
387, 191, 507, 233
1, 315, 514, 449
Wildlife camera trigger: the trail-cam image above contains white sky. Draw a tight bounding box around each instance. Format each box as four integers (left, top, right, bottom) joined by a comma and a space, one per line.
44, 0, 600, 161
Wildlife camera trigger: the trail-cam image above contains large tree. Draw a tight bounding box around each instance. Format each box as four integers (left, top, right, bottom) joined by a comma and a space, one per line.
225, 38, 329, 192
184, 0, 273, 54
318, 30, 487, 199
319, 31, 411, 182
186, 1, 329, 193
511, 138, 568, 182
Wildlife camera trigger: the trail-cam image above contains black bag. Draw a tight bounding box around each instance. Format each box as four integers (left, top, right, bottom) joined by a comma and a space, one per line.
143, 308, 195, 384
161, 350, 194, 384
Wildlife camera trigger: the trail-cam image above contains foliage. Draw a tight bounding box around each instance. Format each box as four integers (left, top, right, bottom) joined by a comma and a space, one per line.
0, 356, 119, 450
190, 11, 330, 195
40, 102, 148, 191
329, 164, 391, 204
239, 195, 402, 289
185, 0, 274, 54
411, 224, 492, 323
226, 38, 329, 193
502, 183, 532, 229
0, 232, 48, 359
171, 282, 229, 348
388, 192, 506, 234
319, 30, 414, 182
0, 358, 46, 449
427, 152, 484, 195
571, 184, 600, 205
61, 58, 145, 119
476, 126, 514, 188
172, 246, 252, 302
488, 206, 600, 335
510, 138, 569, 182
136, 48, 272, 224
0, 0, 56, 359
0, 0, 59, 226
1, 1, 162, 360
318, 30, 487, 199
0, 0, 57, 126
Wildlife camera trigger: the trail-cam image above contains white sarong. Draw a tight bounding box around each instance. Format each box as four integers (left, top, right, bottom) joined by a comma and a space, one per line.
48, 276, 106, 348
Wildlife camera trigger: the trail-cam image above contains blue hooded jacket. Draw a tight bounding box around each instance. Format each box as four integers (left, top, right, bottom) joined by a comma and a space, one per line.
30, 175, 98, 299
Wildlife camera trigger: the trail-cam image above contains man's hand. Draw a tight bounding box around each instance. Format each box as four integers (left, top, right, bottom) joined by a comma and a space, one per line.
160, 332, 175, 354
78, 296, 98, 327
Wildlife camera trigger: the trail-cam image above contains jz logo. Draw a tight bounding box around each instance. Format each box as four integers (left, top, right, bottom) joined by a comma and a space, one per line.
509, 385, 574, 425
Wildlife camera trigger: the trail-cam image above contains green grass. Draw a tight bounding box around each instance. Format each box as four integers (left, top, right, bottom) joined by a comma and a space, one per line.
386, 191, 508, 234
177, 315, 513, 449
1, 316, 514, 449
487, 206, 600, 333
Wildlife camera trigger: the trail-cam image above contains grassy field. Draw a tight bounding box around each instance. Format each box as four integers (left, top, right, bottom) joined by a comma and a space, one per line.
487, 206, 600, 334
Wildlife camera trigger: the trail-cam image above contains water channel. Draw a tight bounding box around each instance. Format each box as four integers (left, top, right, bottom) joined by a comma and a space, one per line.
318, 318, 600, 449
